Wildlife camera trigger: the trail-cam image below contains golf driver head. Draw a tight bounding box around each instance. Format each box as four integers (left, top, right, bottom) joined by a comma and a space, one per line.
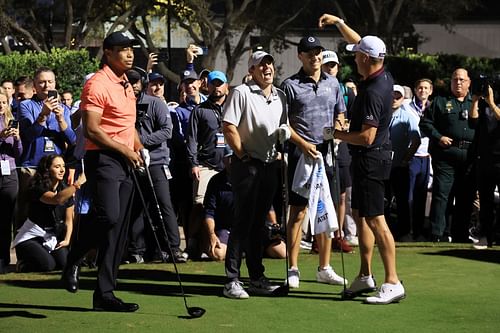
187, 306, 206, 318
271, 284, 289, 297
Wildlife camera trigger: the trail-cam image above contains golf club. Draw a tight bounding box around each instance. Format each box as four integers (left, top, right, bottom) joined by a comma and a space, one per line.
271, 139, 290, 297
131, 168, 206, 318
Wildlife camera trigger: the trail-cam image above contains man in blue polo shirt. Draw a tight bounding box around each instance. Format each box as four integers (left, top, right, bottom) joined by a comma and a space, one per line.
281, 36, 347, 290
386, 85, 421, 241
319, 13, 406, 304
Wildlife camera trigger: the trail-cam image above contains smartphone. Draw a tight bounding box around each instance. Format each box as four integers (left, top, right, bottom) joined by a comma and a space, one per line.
194, 46, 208, 55
47, 90, 58, 99
156, 52, 169, 62
8, 119, 19, 128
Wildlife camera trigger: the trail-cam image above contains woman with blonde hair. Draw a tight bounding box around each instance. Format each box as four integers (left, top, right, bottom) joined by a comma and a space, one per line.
0, 87, 22, 273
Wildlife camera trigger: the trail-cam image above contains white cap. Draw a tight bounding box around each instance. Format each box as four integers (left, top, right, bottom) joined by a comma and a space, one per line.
322, 50, 339, 65
248, 51, 274, 70
393, 84, 405, 97
346, 35, 386, 59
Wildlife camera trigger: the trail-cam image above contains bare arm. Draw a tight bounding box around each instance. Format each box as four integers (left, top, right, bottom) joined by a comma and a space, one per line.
318, 13, 362, 44
222, 122, 245, 158
334, 124, 377, 146
56, 205, 74, 249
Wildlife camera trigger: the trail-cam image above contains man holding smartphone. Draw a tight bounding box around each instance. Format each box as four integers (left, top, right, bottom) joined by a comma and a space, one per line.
16, 67, 76, 227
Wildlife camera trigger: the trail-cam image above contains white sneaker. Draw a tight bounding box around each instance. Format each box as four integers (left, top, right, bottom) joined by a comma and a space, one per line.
342, 275, 377, 299
345, 235, 359, 246
316, 266, 348, 285
248, 276, 280, 295
223, 280, 249, 299
287, 268, 300, 289
365, 282, 405, 304
473, 237, 488, 250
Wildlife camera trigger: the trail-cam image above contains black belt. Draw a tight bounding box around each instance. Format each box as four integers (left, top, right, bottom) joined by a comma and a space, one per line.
350, 145, 389, 154
451, 140, 472, 149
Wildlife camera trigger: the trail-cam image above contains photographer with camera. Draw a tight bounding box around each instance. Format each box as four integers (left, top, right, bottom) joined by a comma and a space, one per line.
472, 81, 500, 249
124, 68, 186, 263
420, 68, 478, 243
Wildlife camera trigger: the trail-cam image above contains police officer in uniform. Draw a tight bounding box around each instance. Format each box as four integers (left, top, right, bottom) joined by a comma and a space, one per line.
419, 68, 478, 242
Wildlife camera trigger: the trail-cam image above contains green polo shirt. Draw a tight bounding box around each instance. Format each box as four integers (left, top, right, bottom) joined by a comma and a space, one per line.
419, 94, 476, 162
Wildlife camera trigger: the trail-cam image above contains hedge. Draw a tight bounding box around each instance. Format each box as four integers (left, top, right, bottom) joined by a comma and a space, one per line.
338, 53, 500, 92
0, 48, 100, 100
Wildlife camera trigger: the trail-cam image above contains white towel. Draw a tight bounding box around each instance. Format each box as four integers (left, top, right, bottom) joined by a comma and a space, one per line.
12, 219, 58, 252
292, 154, 338, 236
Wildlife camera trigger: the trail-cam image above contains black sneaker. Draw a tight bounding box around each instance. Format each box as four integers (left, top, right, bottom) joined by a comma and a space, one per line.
166, 250, 188, 263
93, 296, 139, 312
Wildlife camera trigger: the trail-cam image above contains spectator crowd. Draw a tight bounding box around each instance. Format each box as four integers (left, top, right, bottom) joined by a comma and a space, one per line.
1, 12, 499, 309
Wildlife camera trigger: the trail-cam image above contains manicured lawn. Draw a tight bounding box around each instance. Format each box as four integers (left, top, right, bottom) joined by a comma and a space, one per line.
1, 244, 499, 332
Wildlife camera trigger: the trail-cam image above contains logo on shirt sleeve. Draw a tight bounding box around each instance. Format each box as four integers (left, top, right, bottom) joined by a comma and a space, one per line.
366, 115, 374, 121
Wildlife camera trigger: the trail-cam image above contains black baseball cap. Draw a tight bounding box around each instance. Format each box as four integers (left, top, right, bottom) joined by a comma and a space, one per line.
103, 31, 139, 50
126, 69, 142, 82
181, 69, 199, 82
298, 36, 324, 53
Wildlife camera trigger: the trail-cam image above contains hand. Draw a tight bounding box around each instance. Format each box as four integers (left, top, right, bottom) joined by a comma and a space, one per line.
124, 148, 144, 169
209, 233, 221, 259
0, 128, 10, 139
275, 124, 291, 144
55, 239, 70, 250
191, 166, 200, 181
318, 13, 342, 28
186, 44, 198, 63
486, 86, 495, 107
9, 127, 20, 140
140, 148, 150, 167
147, 53, 158, 73
439, 136, 453, 148
52, 105, 65, 122
42, 96, 59, 116
75, 172, 87, 188
300, 141, 320, 159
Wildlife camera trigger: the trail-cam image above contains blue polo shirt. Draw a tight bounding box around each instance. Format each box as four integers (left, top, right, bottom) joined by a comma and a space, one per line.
281, 69, 346, 145
19, 97, 76, 167
389, 107, 420, 167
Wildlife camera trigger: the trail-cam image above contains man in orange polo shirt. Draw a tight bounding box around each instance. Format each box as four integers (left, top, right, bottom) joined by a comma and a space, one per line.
62, 31, 145, 312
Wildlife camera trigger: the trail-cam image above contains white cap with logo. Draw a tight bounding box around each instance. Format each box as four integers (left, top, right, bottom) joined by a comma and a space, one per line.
248, 51, 275, 70
346, 35, 386, 59
322, 50, 339, 65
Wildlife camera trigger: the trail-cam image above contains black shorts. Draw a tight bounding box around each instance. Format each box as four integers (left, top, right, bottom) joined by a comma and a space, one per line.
350, 149, 392, 217
338, 165, 352, 193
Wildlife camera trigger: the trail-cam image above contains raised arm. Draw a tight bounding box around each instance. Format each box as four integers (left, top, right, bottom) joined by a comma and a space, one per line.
318, 13, 362, 44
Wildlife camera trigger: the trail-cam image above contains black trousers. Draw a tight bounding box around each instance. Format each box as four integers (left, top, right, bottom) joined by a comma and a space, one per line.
16, 237, 67, 272
67, 150, 134, 299
477, 157, 500, 245
128, 164, 181, 258
0, 172, 18, 264
225, 157, 278, 281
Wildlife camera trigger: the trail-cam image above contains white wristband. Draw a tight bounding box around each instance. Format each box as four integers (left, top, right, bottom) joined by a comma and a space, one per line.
335, 19, 344, 26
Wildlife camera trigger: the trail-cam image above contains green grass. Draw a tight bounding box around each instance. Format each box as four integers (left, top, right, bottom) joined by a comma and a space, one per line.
1, 244, 499, 332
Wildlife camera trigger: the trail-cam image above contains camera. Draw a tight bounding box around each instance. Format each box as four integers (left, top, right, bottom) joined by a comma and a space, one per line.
265, 221, 284, 240
471, 73, 500, 97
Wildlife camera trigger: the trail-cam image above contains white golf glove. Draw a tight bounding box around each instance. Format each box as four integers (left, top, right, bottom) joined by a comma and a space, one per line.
140, 148, 150, 167
276, 124, 291, 144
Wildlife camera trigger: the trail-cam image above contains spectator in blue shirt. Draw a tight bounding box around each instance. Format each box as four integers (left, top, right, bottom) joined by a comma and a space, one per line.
386, 85, 421, 241
16, 67, 76, 228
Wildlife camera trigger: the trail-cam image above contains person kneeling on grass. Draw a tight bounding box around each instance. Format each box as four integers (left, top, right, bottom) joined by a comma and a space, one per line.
13, 154, 85, 272
190, 147, 286, 261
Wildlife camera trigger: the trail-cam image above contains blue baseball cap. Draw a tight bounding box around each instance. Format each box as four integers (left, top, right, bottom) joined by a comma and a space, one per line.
207, 71, 227, 84
148, 72, 165, 83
